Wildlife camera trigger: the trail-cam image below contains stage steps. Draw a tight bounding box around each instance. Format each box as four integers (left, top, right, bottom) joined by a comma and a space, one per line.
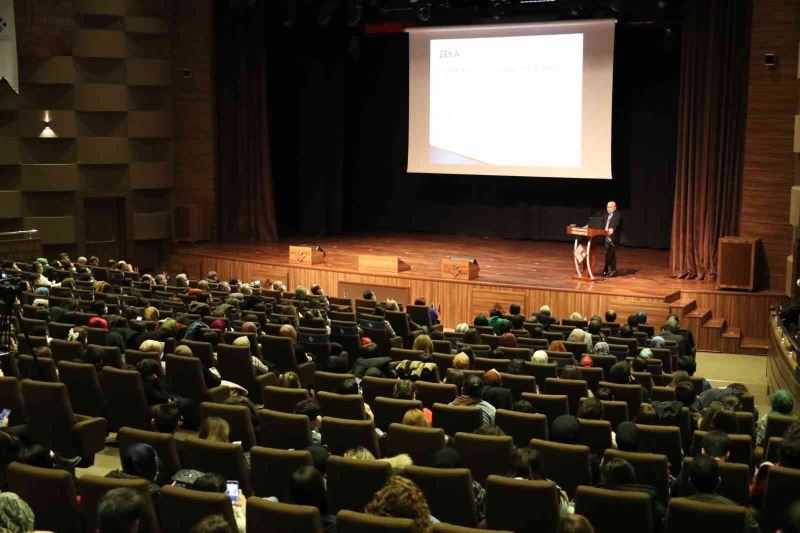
669, 297, 697, 319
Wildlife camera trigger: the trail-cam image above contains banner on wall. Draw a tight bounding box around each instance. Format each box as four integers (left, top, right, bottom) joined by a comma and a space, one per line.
0, 0, 17, 93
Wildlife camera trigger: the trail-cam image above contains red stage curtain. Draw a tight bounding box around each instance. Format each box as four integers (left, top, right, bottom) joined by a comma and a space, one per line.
214, 3, 278, 242
670, 0, 751, 280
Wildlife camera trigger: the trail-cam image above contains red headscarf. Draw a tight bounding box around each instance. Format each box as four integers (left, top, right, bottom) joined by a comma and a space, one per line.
88, 316, 108, 331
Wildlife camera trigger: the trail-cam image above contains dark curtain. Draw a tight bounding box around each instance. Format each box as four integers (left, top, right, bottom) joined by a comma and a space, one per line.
266, 24, 681, 249
214, 2, 278, 242
669, 0, 751, 279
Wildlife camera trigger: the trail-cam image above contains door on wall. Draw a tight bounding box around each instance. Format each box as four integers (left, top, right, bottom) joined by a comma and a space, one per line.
84, 197, 125, 263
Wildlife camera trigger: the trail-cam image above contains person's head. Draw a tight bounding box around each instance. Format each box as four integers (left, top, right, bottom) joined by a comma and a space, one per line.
548, 340, 566, 352
412, 334, 433, 355
508, 447, 532, 479
385, 299, 400, 312
509, 303, 521, 315
551, 415, 580, 445
473, 313, 489, 327
446, 370, 465, 393
278, 371, 301, 389
365, 476, 432, 533
669, 370, 691, 388
461, 375, 484, 398
198, 417, 230, 443
779, 430, 800, 468
609, 361, 631, 384
0, 492, 34, 533
190, 515, 233, 533
771, 389, 795, 415
97, 488, 143, 533
336, 379, 359, 396
604, 310, 616, 323
290, 466, 329, 514
675, 381, 697, 406
452, 352, 470, 370
627, 314, 640, 328
402, 408, 430, 428
650, 336, 666, 348
593, 341, 610, 356
560, 365, 582, 381
618, 325, 633, 338
139, 339, 164, 355
151, 403, 181, 433
393, 380, 416, 400
193, 472, 226, 494
498, 332, 517, 348
606, 201, 617, 214
120, 443, 159, 482
362, 289, 375, 300
579, 354, 594, 368
513, 399, 535, 413
462, 328, 482, 345
344, 446, 376, 461
559, 514, 596, 533
432, 446, 463, 469
706, 405, 738, 434
483, 369, 502, 387
174, 344, 193, 357
635, 403, 658, 424
615, 421, 639, 452
688, 453, 720, 494
600, 457, 636, 486
539, 305, 551, 316
677, 356, 697, 376
454, 322, 470, 334
474, 425, 505, 437
530, 325, 543, 338
577, 398, 604, 420
532, 350, 548, 364
295, 399, 321, 429
136, 358, 161, 380
701, 431, 732, 461
781, 499, 800, 533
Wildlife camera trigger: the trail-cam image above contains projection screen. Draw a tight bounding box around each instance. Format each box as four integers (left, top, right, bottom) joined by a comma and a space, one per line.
407, 19, 615, 179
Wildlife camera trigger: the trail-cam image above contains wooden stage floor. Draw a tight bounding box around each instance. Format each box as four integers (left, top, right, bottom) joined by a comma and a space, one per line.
167, 233, 785, 353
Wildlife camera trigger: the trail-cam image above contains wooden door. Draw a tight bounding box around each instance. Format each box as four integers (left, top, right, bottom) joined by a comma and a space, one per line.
84, 197, 125, 262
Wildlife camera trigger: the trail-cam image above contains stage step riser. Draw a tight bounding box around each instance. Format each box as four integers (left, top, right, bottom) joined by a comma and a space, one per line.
607, 301, 672, 328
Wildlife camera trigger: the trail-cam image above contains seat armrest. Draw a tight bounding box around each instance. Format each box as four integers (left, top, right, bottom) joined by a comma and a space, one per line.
295, 362, 316, 389
389, 336, 403, 349
73, 416, 109, 457
431, 324, 444, 333
206, 385, 231, 404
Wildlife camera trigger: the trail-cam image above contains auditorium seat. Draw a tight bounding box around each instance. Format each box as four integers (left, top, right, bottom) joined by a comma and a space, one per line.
494, 409, 548, 447
530, 439, 591, 499
666, 497, 746, 533
362, 376, 399, 405
118, 426, 182, 481
322, 417, 380, 457
327, 455, 392, 513
390, 347, 426, 363
318, 391, 367, 420
49, 338, 83, 363
577, 418, 612, 456
249, 446, 312, 500
544, 378, 588, 415
498, 373, 536, 401
763, 465, 800, 531
263, 386, 310, 413
77, 475, 161, 533
159, 485, 237, 533
692, 431, 753, 469
17, 355, 58, 382
165, 354, 231, 405
577, 367, 604, 395
182, 436, 252, 495
404, 465, 477, 527
258, 409, 312, 450
336, 510, 415, 533
599, 381, 642, 419
373, 397, 422, 431
675, 457, 749, 506
407, 304, 443, 334
178, 340, 216, 368
416, 381, 458, 409
574, 485, 652, 533
125, 349, 162, 369
314, 371, 355, 393
100, 366, 153, 431
474, 357, 510, 372
57, 360, 106, 418
521, 393, 570, 423
0, 376, 26, 426
199, 402, 257, 451
652, 385, 675, 402
485, 475, 560, 533
246, 498, 322, 533
7, 462, 82, 533
637, 424, 684, 476
496, 346, 533, 359
522, 362, 558, 386
605, 449, 670, 507
432, 403, 482, 436
385, 310, 424, 349
216, 343, 275, 405
385, 423, 446, 466
454, 432, 514, 485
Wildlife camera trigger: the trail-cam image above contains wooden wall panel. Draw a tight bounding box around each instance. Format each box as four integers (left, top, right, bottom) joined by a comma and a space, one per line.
72, 30, 128, 58
20, 56, 75, 84
739, 0, 800, 290
21, 164, 79, 191
0, 192, 23, 218
23, 216, 76, 244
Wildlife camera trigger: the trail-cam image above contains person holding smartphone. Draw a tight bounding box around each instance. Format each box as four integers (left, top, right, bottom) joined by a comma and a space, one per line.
192, 473, 245, 533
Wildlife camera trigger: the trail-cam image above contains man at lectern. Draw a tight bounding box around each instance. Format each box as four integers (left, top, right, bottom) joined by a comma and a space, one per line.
602, 201, 622, 277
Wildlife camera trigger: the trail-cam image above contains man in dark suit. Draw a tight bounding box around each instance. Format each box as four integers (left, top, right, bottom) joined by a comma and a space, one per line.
601, 201, 622, 277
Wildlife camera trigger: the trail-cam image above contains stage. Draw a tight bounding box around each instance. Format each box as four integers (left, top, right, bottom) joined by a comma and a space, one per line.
164, 233, 786, 355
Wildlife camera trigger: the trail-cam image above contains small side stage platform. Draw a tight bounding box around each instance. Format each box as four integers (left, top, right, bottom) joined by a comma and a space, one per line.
165, 233, 787, 355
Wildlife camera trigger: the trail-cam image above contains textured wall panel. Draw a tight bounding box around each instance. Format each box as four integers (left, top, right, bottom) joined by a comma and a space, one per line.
73, 30, 128, 58
20, 57, 76, 84
126, 58, 170, 86
0, 138, 20, 164
125, 16, 169, 34
75, 0, 126, 16
77, 137, 129, 164
23, 216, 77, 244
133, 210, 171, 239
128, 111, 171, 138
0, 191, 23, 218
75, 84, 128, 112
21, 164, 80, 191
129, 161, 171, 189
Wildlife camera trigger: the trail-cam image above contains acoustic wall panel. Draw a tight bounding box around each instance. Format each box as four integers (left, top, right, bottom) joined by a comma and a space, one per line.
133, 210, 171, 240
126, 58, 170, 86
74, 58, 127, 84
0, 191, 23, 218
74, 84, 128, 111
128, 111, 170, 138
75, 0, 127, 16
20, 139, 77, 164
23, 216, 76, 244
77, 137, 129, 164
129, 161, 171, 189
17, 110, 78, 138
21, 165, 80, 191
0, 138, 20, 164
20, 57, 76, 85
73, 30, 128, 58
125, 16, 168, 34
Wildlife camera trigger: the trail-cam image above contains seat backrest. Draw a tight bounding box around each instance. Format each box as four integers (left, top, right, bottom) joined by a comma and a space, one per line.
415, 381, 457, 409
361, 376, 398, 406
530, 439, 591, 499
385, 423, 446, 466
164, 354, 209, 405
407, 305, 433, 329
404, 465, 477, 527
599, 381, 642, 418
765, 413, 797, 442
246, 497, 322, 533
77, 474, 161, 533
216, 343, 261, 403
604, 449, 670, 507
57, 360, 105, 418
562, 341, 587, 359
327, 455, 392, 513
666, 497, 746, 533
485, 475, 559, 533
520, 393, 570, 425
260, 335, 299, 373
20, 379, 76, 453
158, 485, 237, 533
606, 337, 638, 357
199, 402, 257, 451
652, 385, 676, 402
433, 523, 512, 533
577, 418, 612, 456
494, 409, 548, 447
263, 385, 310, 413
577, 367, 604, 394
763, 465, 800, 531
314, 371, 355, 393
7, 462, 81, 533
675, 457, 749, 506
499, 346, 535, 359
497, 373, 536, 401
336, 510, 415, 533
100, 366, 151, 430
249, 446, 312, 500
575, 485, 652, 533
589, 354, 617, 377
373, 397, 423, 432
0, 376, 26, 425
257, 409, 313, 450
544, 378, 588, 415
178, 340, 215, 368
735, 411, 755, 440
692, 431, 753, 468
318, 391, 366, 420
454, 432, 514, 485
181, 436, 252, 496
17, 354, 58, 382
636, 424, 683, 475
321, 416, 380, 457
473, 357, 509, 372
432, 403, 483, 436
118, 426, 182, 480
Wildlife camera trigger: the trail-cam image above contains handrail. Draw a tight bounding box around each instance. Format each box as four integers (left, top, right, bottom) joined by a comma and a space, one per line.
0, 230, 38, 239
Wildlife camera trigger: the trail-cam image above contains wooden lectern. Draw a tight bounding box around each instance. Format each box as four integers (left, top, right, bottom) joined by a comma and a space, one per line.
358, 255, 411, 273
289, 245, 324, 265
441, 257, 479, 280
565, 226, 610, 281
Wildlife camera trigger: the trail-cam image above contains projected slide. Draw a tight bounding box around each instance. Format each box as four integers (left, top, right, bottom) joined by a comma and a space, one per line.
407, 20, 615, 179
429, 34, 583, 168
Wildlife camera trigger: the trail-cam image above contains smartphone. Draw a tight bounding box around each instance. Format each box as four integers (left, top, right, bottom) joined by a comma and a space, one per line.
226, 480, 239, 503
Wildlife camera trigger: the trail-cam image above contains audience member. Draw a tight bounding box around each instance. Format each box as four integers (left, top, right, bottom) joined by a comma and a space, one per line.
450, 375, 496, 425
192, 473, 245, 533
365, 476, 436, 532
97, 488, 144, 533
295, 399, 322, 445
190, 515, 233, 533
756, 389, 795, 446
289, 466, 336, 533
432, 447, 486, 524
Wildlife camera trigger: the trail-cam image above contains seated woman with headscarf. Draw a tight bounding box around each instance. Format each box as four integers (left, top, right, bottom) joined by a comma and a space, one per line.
567, 328, 592, 353
106, 443, 163, 502
278, 324, 311, 365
